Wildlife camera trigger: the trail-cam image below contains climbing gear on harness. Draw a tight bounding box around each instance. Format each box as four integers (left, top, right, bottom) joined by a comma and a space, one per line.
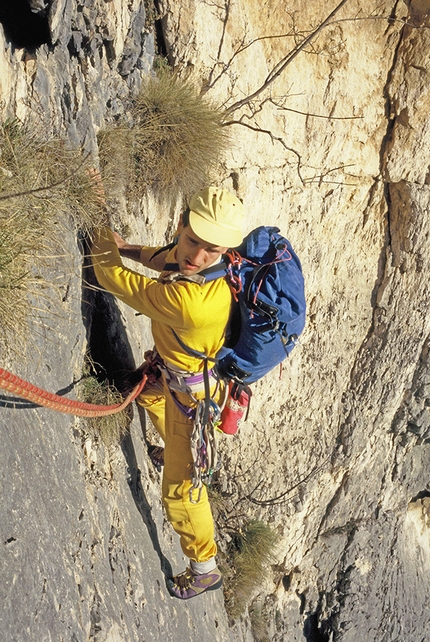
219, 380, 251, 435
138, 346, 222, 502
0, 367, 147, 417
168, 330, 223, 503
125, 350, 162, 390
189, 398, 221, 503
167, 566, 223, 599
161, 362, 217, 398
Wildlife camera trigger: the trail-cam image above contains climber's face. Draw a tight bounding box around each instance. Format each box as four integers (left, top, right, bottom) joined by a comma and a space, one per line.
175, 224, 227, 276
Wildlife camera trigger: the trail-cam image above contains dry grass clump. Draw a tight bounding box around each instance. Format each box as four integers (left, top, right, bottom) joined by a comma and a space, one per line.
0, 120, 107, 232
0, 119, 107, 353
0, 211, 43, 348
78, 372, 130, 447
34, 140, 109, 234
98, 73, 229, 201
249, 601, 270, 642
221, 519, 278, 619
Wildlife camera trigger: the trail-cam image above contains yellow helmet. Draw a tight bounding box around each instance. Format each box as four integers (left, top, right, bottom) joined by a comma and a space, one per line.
189, 186, 245, 248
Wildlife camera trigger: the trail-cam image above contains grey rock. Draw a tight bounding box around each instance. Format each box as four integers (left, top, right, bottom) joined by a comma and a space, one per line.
29, 0, 49, 13
1, 2, 430, 642
118, 4, 147, 77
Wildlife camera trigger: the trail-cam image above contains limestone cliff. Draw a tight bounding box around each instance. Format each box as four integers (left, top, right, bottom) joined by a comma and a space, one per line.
1, 1, 430, 641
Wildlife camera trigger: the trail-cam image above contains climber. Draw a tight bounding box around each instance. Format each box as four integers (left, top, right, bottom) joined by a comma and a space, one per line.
91, 185, 245, 599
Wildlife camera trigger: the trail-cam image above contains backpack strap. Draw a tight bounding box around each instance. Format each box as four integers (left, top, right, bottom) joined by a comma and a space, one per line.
162, 258, 229, 282
246, 265, 280, 330
200, 259, 229, 281
149, 240, 177, 262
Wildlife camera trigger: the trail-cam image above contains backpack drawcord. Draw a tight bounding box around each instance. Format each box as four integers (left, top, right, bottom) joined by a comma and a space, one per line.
224, 249, 243, 301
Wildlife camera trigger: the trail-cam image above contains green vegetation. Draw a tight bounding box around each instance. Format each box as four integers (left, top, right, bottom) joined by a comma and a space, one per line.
220, 518, 278, 620
0, 120, 107, 231
0, 209, 41, 351
98, 72, 229, 201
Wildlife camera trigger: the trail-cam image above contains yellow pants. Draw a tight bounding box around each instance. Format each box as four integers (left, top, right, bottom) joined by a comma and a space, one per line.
137, 377, 222, 563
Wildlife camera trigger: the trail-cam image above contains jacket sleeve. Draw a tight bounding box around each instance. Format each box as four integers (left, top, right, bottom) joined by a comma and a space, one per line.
91, 228, 202, 328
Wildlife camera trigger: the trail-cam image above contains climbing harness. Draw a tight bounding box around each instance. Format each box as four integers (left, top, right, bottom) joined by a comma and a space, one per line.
153, 333, 224, 504
0, 366, 147, 417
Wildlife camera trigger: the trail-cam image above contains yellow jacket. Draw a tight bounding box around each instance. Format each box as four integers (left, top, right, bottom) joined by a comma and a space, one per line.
91, 228, 232, 373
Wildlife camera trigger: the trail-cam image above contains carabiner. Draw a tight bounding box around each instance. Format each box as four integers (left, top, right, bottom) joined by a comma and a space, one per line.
189, 484, 203, 504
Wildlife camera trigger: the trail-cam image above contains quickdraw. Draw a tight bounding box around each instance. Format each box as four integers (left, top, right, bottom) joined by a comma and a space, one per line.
189, 398, 221, 504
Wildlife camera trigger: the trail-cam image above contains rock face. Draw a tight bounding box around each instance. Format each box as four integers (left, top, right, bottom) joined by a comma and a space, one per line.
1, 1, 430, 641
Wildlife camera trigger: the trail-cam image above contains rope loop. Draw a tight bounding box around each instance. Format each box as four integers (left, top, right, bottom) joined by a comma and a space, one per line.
0, 366, 147, 417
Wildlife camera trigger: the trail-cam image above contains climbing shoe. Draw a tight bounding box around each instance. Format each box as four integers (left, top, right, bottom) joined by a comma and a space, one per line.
148, 445, 164, 472
167, 566, 223, 599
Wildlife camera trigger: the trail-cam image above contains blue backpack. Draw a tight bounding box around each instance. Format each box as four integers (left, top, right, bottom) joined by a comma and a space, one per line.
203, 226, 306, 384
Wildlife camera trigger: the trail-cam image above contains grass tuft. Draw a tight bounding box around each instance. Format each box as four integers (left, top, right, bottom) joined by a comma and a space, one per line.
0, 119, 107, 355
0, 120, 107, 232
221, 519, 278, 620
249, 601, 270, 642
98, 73, 229, 201
78, 372, 130, 447
0, 212, 42, 349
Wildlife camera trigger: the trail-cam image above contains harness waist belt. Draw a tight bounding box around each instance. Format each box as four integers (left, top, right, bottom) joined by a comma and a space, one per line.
158, 359, 215, 396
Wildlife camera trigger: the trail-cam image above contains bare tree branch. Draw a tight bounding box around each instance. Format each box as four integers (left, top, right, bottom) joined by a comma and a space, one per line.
245, 456, 331, 507
224, 0, 351, 116
205, 30, 298, 92
303, 163, 358, 186
222, 118, 305, 184
327, 14, 430, 31
277, 106, 363, 120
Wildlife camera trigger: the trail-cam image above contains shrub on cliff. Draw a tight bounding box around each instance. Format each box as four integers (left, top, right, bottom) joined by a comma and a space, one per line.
78, 364, 130, 447
0, 120, 106, 354
98, 73, 229, 201
221, 518, 278, 620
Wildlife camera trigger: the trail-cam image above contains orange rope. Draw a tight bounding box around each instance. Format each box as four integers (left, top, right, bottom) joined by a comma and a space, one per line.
0, 366, 147, 417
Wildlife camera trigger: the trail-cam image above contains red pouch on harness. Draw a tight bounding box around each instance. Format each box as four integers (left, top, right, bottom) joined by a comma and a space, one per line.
219, 381, 251, 435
